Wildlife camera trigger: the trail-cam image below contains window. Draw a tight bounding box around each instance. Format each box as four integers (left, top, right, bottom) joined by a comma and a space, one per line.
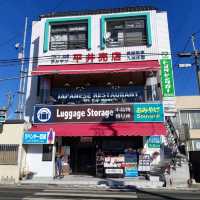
0, 144, 18, 165
106, 17, 147, 47
42, 144, 53, 161
180, 110, 200, 129
190, 111, 200, 129
50, 21, 88, 50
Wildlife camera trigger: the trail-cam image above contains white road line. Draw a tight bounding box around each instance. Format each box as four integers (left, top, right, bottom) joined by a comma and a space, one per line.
24, 198, 113, 200
34, 192, 138, 198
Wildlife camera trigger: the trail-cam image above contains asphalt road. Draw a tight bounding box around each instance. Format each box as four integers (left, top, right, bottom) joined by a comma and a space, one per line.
0, 185, 200, 200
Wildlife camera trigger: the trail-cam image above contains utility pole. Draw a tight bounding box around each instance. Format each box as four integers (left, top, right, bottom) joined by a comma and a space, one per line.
15, 17, 28, 120
177, 33, 200, 94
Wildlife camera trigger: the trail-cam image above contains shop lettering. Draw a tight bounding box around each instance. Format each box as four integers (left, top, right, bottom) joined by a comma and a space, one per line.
50, 50, 146, 64
56, 109, 86, 120
160, 58, 175, 97
56, 108, 114, 120
127, 50, 145, 60
136, 113, 161, 119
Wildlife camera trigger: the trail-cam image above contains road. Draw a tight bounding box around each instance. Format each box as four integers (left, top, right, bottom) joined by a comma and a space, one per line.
0, 185, 200, 200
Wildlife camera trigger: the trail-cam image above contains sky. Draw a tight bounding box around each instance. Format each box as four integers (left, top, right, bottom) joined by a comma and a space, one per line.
0, 0, 200, 118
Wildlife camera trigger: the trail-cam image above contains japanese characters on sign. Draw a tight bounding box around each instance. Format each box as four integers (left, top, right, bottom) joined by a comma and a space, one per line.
23, 130, 55, 144
148, 136, 161, 148
133, 103, 164, 122
50, 50, 146, 64
160, 59, 175, 97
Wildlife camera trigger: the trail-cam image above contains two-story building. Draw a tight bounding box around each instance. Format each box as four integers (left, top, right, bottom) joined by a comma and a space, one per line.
23, 6, 175, 178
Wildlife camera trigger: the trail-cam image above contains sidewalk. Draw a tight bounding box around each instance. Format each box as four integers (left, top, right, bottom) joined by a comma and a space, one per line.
20, 175, 164, 189
21, 174, 200, 190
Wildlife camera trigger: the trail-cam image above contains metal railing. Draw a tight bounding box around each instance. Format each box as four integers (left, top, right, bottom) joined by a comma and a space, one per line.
0, 144, 19, 165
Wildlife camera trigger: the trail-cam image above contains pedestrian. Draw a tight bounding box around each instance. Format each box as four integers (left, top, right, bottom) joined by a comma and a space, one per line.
55, 154, 62, 178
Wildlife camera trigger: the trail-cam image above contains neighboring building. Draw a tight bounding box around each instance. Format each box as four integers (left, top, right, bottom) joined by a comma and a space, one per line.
172, 96, 200, 182
24, 6, 175, 178
0, 120, 25, 183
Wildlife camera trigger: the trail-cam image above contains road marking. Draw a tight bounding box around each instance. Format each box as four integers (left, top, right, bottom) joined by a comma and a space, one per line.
34, 192, 138, 198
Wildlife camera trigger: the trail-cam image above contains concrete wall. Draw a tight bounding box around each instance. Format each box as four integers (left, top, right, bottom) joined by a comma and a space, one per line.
176, 96, 200, 109
0, 122, 24, 183
176, 96, 200, 140
26, 144, 54, 177
190, 130, 200, 139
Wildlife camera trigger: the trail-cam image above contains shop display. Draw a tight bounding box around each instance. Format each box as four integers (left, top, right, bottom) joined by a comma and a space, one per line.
138, 154, 151, 172
124, 151, 138, 177
104, 156, 124, 177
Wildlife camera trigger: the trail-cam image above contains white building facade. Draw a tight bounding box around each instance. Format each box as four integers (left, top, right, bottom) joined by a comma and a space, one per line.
24, 6, 175, 178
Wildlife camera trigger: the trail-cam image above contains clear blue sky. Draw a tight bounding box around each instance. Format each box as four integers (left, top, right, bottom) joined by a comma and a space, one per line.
0, 0, 199, 118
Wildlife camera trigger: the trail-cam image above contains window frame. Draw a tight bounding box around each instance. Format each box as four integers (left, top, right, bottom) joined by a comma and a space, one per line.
100, 12, 152, 49
43, 17, 92, 52
180, 110, 200, 129
42, 144, 53, 161
106, 16, 147, 48
49, 21, 88, 50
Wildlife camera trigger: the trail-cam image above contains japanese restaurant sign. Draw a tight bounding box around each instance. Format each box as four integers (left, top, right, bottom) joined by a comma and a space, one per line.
52, 86, 144, 104
133, 103, 164, 122
160, 58, 175, 97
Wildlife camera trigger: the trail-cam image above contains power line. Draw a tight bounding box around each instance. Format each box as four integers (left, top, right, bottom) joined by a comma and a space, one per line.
0, 51, 177, 66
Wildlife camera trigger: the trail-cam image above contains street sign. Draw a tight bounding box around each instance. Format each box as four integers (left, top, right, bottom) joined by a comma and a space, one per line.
0, 110, 6, 123
178, 64, 192, 68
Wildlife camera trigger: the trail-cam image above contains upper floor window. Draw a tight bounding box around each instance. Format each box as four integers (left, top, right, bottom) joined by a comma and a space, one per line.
180, 110, 200, 129
50, 21, 88, 50
106, 17, 147, 48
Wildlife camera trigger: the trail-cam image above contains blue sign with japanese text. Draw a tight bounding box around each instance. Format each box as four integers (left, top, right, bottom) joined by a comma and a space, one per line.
23, 131, 55, 144
148, 136, 161, 148
133, 103, 164, 122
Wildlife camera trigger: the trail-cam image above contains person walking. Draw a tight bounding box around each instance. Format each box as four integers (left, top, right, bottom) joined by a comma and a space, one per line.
55, 154, 63, 179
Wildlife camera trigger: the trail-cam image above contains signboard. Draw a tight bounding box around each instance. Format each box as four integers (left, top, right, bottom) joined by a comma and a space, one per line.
33, 103, 164, 124
133, 103, 164, 122
23, 129, 55, 144
138, 154, 151, 172
52, 86, 144, 104
148, 136, 161, 148
160, 59, 175, 97
105, 168, 124, 174
33, 104, 133, 124
0, 109, 6, 123
124, 152, 138, 177
50, 50, 146, 65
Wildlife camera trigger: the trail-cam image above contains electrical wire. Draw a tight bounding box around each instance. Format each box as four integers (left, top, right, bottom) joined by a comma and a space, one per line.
0, 51, 176, 67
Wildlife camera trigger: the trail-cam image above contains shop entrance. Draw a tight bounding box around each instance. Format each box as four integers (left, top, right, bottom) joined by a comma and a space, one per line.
76, 144, 96, 174
57, 136, 143, 177
58, 137, 96, 175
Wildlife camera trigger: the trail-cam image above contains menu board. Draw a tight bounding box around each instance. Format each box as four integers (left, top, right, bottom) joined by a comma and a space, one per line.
138, 154, 151, 172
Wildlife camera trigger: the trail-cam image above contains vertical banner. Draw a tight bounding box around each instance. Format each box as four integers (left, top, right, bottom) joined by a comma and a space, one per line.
160, 59, 175, 97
